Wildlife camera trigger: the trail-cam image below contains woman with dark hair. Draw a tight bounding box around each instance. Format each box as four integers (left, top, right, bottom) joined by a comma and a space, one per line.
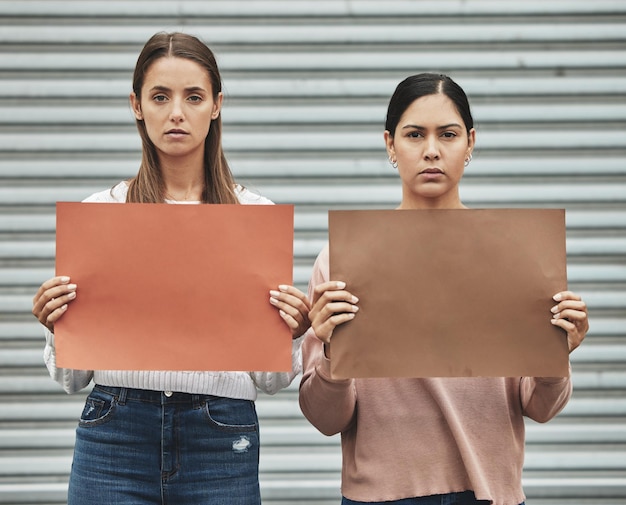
299, 73, 589, 505
32, 32, 310, 505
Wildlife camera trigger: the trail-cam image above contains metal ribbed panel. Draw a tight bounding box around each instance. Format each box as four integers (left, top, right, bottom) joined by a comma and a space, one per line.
0, 1, 625, 503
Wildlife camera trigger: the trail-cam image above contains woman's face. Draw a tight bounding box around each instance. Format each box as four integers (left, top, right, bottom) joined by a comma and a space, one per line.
130, 56, 222, 164
384, 93, 475, 209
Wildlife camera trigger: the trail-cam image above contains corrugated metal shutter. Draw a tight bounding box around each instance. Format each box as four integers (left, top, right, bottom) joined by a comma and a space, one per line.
1, 1, 625, 503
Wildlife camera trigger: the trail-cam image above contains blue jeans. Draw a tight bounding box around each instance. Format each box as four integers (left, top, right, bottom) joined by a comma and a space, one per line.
342, 491, 525, 504
68, 385, 260, 505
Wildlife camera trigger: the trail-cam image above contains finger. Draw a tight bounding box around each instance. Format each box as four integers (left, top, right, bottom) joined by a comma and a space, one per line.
312, 281, 353, 305
41, 291, 76, 327
32, 280, 77, 331
315, 301, 359, 321
553, 291, 582, 303
551, 317, 584, 352
269, 288, 311, 315
313, 312, 356, 343
311, 289, 359, 318
277, 285, 312, 311
279, 310, 300, 330
278, 308, 311, 339
555, 307, 588, 322
550, 292, 587, 320
34, 284, 77, 315
551, 306, 588, 352
45, 304, 70, 329
32, 276, 71, 305
270, 297, 304, 325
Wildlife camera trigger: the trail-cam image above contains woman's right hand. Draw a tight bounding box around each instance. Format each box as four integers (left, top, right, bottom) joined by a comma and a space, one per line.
309, 281, 359, 344
32, 276, 77, 333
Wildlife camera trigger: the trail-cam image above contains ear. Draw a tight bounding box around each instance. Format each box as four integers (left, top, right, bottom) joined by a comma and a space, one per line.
129, 92, 143, 121
211, 92, 224, 120
466, 128, 476, 159
384, 130, 396, 161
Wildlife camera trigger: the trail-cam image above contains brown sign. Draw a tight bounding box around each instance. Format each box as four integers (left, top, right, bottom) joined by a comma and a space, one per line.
329, 208, 569, 378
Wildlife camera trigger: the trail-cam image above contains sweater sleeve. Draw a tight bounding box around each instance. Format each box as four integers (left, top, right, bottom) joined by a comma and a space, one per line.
249, 335, 303, 395
298, 244, 357, 436
40, 186, 122, 394
43, 328, 94, 394
520, 369, 573, 423
241, 186, 304, 394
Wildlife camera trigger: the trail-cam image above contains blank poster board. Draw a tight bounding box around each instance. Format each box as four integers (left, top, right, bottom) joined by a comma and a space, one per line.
55, 202, 294, 372
329, 208, 569, 379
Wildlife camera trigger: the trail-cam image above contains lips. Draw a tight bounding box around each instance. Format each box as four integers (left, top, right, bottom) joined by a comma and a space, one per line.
420, 168, 444, 174
166, 129, 188, 135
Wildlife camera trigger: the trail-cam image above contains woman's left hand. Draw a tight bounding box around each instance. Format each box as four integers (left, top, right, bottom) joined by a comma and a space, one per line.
551, 291, 589, 353
270, 285, 311, 339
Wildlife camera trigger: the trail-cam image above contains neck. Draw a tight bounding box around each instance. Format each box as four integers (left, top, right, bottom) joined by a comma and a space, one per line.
398, 193, 467, 210
160, 155, 205, 202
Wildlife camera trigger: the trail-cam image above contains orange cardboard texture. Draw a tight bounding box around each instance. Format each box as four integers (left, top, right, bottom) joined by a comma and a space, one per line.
55, 202, 294, 372
329, 209, 569, 379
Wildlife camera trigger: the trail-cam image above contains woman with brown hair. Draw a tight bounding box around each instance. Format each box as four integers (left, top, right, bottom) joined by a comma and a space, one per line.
32, 32, 309, 505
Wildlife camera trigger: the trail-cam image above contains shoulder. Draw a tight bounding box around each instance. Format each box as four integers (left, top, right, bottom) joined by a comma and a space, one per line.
235, 185, 274, 205
82, 181, 128, 203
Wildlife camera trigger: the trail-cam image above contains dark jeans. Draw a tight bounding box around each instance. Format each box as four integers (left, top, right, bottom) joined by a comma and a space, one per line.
342, 490, 525, 505
68, 385, 260, 505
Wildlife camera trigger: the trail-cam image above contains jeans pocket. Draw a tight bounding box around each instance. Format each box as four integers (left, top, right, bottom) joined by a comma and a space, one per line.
203, 396, 258, 433
78, 387, 117, 427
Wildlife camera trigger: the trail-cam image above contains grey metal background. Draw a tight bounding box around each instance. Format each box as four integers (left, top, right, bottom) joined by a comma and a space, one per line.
0, 1, 625, 503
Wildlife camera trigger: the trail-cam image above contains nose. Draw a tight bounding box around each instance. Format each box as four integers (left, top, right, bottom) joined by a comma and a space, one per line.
169, 99, 185, 122
424, 136, 440, 160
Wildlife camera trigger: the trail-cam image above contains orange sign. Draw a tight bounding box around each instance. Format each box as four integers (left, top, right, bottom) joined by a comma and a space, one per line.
55, 202, 294, 372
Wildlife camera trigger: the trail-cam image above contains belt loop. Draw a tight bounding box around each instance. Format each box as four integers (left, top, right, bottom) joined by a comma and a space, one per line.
118, 387, 128, 405
192, 394, 202, 408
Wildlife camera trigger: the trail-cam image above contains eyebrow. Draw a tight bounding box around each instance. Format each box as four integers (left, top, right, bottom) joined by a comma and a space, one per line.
149, 85, 207, 93
402, 123, 463, 130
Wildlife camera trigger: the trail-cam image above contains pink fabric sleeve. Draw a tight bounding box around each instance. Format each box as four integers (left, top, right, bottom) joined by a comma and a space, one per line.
519, 370, 573, 423
298, 244, 357, 436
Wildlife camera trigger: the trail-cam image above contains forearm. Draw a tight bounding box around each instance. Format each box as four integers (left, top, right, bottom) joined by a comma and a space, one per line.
520, 371, 573, 423
299, 328, 357, 436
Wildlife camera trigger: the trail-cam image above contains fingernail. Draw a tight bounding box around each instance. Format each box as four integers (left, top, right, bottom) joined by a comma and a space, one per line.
352, 305, 359, 312
347, 312, 356, 319
61, 304, 68, 311
279, 310, 287, 317
336, 281, 346, 289
553, 293, 562, 301
550, 305, 559, 313
60, 276, 70, 283
352, 296, 359, 303
68, 284, 77, 291
269, 297, 278, 305
278, 285, 289, 292
552, 312, 560, 319
269, 290, 280, 297
68, 291, 76, 300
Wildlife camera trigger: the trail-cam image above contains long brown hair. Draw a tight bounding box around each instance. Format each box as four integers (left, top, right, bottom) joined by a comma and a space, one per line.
126, 32, 238, 204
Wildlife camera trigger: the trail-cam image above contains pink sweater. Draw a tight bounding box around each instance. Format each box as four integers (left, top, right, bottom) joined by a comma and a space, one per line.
299, 245, 573, 505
